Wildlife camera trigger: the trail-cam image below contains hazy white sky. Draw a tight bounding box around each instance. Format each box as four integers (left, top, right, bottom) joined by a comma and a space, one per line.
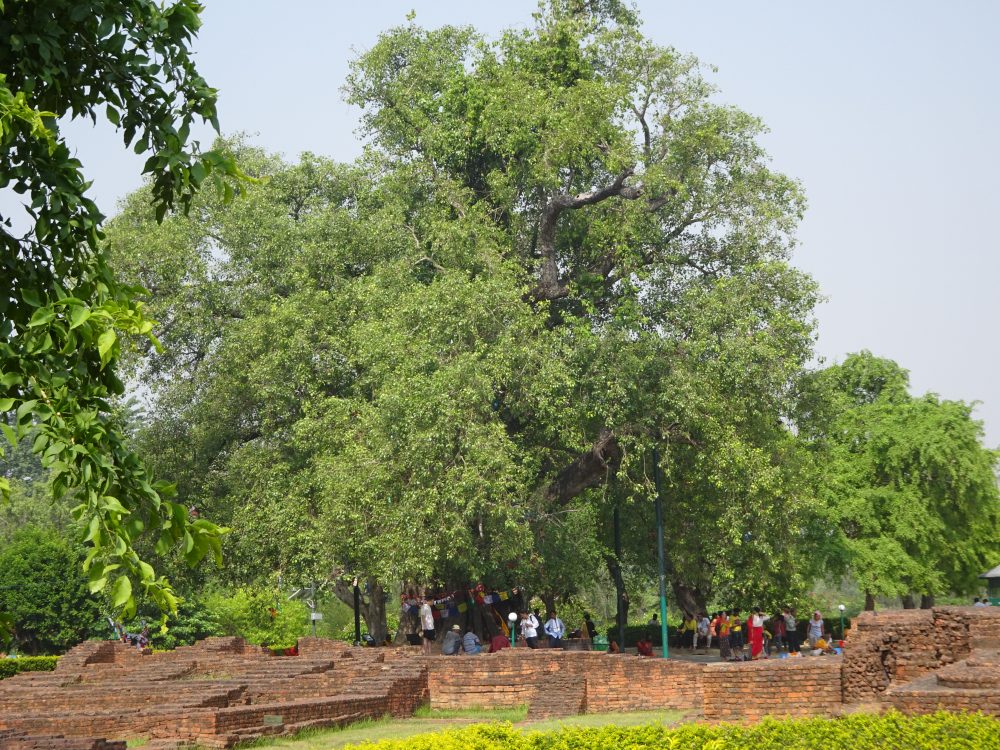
60, 0, 1000, 445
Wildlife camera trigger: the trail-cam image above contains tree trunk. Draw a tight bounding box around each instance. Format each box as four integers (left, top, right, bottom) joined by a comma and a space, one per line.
864, 591, 875, 611
920, 594, 935, 609
672, 582, 706, 618
606, 552, 627, 647
331, 576, 388, 643
540, 592, 557, 624
395, 597, 420, 645
901, 594, 916, 609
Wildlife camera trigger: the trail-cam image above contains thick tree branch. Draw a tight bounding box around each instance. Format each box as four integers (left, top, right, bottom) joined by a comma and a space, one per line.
531, 167, 678, 301
544, 428, 622, 505
533, 169, 635, 300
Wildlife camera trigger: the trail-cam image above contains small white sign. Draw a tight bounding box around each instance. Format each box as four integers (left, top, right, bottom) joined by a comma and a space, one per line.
310, 612, 324, 621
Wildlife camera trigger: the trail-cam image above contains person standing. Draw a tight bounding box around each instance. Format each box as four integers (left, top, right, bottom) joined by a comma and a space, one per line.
729, 611, 743, 660
584, 612, 597, 640
419, 598, 436, 655
784, 608, 799, 654
772, 609, 786, 653
682, 613, 697, 650
749, 609, 766, 660
696, 613, 710, 653
521, 610, 540, 648
808, 611, 824, 649
718, 612, 731, 660
545, 610, 566, 648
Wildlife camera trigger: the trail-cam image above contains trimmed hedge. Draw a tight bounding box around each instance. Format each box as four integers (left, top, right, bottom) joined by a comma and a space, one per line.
347, 711, 1000, 750
0, 655, 59, 679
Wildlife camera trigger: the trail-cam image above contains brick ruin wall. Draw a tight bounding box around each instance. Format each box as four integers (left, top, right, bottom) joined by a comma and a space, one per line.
426, 650, 841, 721
427, 651, 705, 718
0, 608, 997, 747
842, 606, 1000, 701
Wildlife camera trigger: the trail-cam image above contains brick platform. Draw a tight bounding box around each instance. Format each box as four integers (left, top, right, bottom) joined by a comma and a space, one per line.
2, 608, 997, 747
0, 637, 427, 748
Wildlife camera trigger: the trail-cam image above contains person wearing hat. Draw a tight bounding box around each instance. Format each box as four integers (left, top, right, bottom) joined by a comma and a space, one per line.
442, 624, 463, 655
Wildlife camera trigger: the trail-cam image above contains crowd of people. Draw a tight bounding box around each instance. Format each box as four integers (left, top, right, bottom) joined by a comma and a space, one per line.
675, 608, 837, 660
416, 597, 598, 655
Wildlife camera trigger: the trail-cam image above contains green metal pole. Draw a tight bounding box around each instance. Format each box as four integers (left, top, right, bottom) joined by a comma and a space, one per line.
614, 502, 626, 651
652, 446, 669, 658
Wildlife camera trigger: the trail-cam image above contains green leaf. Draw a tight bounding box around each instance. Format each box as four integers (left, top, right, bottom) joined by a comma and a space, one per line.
69, 305, 91, 329
111, 576, 132, 608
97, 328, 117, 364
0, 397, 14, 412
28, 306, 56, 327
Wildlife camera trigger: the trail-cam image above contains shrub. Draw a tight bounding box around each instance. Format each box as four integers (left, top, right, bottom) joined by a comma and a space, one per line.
201, 587, 309, 649
346, 711, 1000, 750
0, 655, 59, 680
0, 527, 103, 654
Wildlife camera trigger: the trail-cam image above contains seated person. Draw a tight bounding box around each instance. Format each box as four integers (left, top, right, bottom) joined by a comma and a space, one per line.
442, 624, 463, 655
462, 630, 482, 655
636, 636, 654, 657
608, 640, 620, 654
489, 633, 511, 653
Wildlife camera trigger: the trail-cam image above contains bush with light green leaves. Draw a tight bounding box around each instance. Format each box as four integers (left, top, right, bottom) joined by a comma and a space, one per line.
346, 712, 1000, 750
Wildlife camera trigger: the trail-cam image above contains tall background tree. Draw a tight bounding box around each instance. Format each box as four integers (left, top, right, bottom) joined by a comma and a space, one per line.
800, 351, 1000, 609
105, 1, 827, 638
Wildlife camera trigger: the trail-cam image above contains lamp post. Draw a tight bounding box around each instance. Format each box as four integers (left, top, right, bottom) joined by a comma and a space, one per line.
652, 445, 669, 658
508, 611, 518, 647
838, 604, 846, 643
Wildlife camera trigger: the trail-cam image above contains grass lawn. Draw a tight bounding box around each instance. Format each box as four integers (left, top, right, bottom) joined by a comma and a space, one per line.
241, 706, 687, 750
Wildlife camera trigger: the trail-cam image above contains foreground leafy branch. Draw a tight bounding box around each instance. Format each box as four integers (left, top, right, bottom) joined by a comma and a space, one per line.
0, 0, 240, 621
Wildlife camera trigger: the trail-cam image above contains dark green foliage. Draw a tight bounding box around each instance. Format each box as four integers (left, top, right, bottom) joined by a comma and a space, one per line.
0, 528, 102, 654
603, 624, 663, 648
123, 596, 222, 650
0, 655, 59, 679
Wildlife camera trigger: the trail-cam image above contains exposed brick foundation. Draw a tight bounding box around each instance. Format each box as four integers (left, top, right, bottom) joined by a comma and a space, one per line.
702, 658, 843, 722
426, 651, 703, 718
1, 608, 996, 747
0, 637, 427, 749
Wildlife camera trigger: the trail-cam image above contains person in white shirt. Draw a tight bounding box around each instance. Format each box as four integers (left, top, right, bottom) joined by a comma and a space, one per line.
521, 610, 540, 648
973, 597, 987, 607
544, 610, 566, 648
696, 614, 711, 652
419, 599, 436, 655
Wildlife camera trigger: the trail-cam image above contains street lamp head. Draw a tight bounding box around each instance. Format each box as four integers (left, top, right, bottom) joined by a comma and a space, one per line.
838, 604, 846, 612
507, 612, 518, 623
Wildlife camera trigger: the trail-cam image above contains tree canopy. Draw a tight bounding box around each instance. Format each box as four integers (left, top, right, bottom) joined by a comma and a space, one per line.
104, 1, 829, 637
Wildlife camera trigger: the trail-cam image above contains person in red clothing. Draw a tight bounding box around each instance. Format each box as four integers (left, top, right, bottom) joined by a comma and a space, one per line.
636, 635, 654, 656
749, 608, 766, 659
489, 633, 511, 652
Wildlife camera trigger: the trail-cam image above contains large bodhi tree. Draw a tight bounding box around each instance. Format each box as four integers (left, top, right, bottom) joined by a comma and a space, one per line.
107, 1, 823, 637
0, 0, 234, 625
